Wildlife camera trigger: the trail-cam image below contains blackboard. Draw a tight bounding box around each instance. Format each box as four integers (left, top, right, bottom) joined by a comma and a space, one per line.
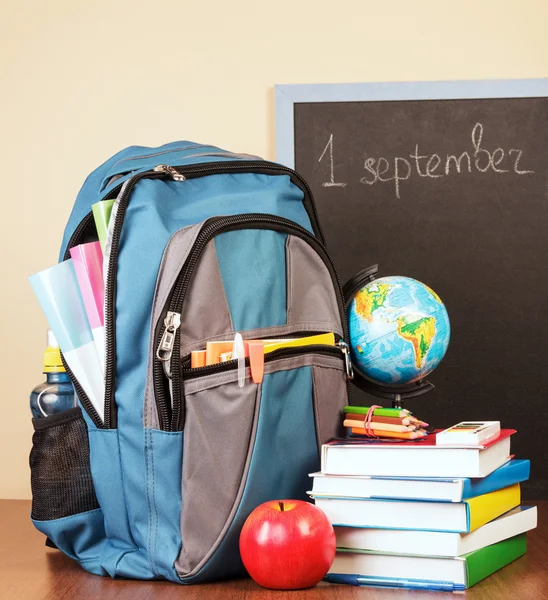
276, 81, 548, 499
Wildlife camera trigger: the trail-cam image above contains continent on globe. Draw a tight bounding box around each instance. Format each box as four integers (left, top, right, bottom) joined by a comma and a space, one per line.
397, 316, 436, 369
354, 283, 391, 322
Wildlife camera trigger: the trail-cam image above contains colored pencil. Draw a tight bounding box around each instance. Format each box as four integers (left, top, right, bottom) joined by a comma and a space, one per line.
345, 413, 428, 427
344, 420, 416, 433
351, 428, 426, 439
346, 414, 416, 426
344, 405, 411, 418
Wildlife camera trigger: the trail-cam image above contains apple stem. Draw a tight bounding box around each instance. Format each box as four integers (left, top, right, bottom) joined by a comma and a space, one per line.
278, 501, 285, 512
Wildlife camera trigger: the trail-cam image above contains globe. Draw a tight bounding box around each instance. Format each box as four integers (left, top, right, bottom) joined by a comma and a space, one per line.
348, 276, 450, 386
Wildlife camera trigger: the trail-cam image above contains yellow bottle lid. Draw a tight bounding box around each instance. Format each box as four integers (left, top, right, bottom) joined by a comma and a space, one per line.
44, 330, 66, 373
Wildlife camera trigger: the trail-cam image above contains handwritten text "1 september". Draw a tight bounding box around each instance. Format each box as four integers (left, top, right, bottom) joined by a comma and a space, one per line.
318, 124, 535, 199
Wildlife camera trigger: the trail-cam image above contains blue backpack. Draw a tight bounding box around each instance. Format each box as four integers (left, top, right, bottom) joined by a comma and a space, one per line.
30, 142, 351, 583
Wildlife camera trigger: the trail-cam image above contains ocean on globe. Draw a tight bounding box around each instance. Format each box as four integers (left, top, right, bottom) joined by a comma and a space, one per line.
348, 276, 450, 385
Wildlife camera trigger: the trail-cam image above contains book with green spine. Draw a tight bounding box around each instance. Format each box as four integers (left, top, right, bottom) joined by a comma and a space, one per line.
465, 532, 527, 587
328, 533, 527, 589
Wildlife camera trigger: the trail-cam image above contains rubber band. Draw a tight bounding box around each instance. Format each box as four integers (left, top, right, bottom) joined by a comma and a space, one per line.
362, 404, 382, 437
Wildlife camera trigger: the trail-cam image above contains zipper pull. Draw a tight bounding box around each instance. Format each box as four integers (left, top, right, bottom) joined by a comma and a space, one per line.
337, 340, 354, 380
156, 311, 182, 362
153, 164, 186, 181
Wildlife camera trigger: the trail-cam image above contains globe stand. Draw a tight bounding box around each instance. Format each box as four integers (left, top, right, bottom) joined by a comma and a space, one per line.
344, 263, 436, 411
350, 366, 435, 411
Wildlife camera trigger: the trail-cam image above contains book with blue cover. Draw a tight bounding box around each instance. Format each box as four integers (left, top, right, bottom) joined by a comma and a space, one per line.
310, 459, 529, 502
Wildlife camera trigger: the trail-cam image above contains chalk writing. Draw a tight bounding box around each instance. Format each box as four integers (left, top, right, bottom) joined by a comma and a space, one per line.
319, 134, 347, 187
321, 123, 534, 199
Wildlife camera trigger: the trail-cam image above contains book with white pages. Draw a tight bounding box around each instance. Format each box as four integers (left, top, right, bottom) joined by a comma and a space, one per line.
321, 429, 515, 478
313, 483, 521, 533
328, 533, 527, 589
309, 459, 530, 502
334, 506, 537, 557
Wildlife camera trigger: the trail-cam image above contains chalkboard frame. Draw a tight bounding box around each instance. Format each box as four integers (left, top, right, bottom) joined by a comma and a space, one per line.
275, 79, 548, 167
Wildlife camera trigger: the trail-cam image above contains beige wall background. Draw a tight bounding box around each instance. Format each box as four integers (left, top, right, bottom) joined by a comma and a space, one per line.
1, 0, 547, 499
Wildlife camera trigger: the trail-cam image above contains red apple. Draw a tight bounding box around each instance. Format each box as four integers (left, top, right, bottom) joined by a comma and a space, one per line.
239, 499, 336, 590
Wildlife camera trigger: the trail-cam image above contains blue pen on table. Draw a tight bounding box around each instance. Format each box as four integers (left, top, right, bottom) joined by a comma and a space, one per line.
325, 573, 466, 592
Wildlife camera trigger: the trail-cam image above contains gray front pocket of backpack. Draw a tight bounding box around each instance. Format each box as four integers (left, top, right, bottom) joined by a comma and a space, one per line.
176, 376, 260, 576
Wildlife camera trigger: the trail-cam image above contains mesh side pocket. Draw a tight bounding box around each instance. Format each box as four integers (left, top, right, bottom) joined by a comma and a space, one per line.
30, 407, 99, 521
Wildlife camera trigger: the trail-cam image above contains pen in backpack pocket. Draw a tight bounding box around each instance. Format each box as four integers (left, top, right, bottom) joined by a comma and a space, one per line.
232, 333, 245, 387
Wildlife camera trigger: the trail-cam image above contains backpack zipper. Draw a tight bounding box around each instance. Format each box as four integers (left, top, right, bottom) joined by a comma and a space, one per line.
60, 210, 103, 426
64, 161, 330, 428
130, 161, 326, 241
63, 170, 166, 428
101, 161, 327, 241
152, 213, 349, 432
109, 143, 206, 170
182, 343, 349, 379
105, 150, 264, 190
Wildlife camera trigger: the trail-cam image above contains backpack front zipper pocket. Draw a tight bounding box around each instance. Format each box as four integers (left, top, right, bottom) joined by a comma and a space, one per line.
150, 214, 350, 432
181, 343, 351, 378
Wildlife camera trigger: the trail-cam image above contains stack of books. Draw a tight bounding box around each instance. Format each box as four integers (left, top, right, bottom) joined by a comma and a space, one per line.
309, 429, 537, 591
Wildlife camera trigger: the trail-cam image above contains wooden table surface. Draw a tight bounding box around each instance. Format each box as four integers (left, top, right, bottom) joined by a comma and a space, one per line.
1, 500, 546, 599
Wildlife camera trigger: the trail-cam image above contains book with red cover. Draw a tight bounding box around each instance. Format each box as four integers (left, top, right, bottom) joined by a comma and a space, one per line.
321, 430, 515, 478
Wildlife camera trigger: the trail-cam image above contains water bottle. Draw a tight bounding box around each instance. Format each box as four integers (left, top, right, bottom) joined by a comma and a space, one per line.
30, 330, 77, 418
